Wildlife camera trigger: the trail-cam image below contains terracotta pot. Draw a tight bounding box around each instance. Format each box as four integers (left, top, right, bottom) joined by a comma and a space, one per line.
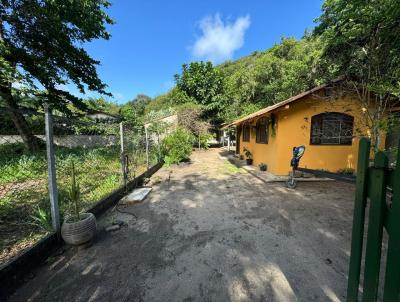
61, 213, 97, 245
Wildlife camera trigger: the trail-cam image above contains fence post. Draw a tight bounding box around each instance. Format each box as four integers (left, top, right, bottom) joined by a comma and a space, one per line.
347, 138, 371, 302
362, 151, 388, 301
119, 122, 127, 189
145, 126, 149, 170
120, 122, 124, 155
44, 104, 60, 234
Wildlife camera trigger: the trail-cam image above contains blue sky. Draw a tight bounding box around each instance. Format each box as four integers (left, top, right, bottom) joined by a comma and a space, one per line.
74, 0, 324, 104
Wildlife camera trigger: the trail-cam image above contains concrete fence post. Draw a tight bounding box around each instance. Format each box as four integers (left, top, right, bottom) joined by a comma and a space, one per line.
145, 126, 149, 170
44, 104, 60, 234
120, 122, 128, 189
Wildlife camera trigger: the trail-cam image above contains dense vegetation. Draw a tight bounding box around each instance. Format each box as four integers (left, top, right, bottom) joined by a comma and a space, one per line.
144, 36, 324, 124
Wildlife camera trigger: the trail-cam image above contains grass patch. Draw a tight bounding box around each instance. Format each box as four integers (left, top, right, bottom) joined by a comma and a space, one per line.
218, 161, 245, 175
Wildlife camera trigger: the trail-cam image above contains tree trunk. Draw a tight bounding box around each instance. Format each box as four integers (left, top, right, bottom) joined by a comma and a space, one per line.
0, 86, 41, 152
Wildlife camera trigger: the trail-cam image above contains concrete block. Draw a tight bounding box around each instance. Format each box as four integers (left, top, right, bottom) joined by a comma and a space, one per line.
120, 187, 152, 205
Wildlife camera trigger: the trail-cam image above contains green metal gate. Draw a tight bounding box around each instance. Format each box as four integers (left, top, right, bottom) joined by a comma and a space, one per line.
347, 138, 400, 302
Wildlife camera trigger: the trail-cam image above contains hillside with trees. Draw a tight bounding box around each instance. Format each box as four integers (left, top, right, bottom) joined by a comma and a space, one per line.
145, 36, 325, 125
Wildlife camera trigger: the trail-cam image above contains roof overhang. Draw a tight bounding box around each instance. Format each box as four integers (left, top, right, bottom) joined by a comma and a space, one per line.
225, 79, 343, 127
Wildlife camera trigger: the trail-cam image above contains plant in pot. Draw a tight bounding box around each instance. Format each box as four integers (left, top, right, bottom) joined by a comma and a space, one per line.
259, 163, 267, 171
61, 161, 97, 246
244, 148, 253, 165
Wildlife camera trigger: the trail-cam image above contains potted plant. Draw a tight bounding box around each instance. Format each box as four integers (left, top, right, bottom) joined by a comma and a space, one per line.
61, 161, 97, 246
259, 163, 267, 171
244, 148, 253, 165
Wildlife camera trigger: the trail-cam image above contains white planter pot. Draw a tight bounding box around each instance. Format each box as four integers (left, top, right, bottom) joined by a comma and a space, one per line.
61, 212, 97, 245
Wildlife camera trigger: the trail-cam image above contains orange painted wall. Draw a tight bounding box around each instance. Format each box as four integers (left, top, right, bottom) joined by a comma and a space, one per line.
239, 94, 380, 175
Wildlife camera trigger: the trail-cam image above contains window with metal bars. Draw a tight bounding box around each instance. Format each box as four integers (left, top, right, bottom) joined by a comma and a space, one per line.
256, 117, 268, 144
242, 124, 250, 142
310, 112, 354, 145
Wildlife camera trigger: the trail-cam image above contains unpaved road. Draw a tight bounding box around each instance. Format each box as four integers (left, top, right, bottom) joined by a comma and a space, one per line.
10, 149, 355, 302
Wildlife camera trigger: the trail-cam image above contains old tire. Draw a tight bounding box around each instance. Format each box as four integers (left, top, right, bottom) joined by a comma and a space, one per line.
286, 178, 297, 189
61, 213, 97, 245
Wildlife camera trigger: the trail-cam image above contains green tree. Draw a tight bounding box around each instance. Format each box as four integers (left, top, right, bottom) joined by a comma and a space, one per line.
163, 128, 195, 165
314, 0, 400, 150
0, 0, 113, 150
174, 61, 224, 121
85, 97, 120, 116
216, 37, 322, 122
120, 94, 151, 125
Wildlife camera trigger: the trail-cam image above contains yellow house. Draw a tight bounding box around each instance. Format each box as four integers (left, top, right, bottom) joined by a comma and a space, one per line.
228, 83, 379, 176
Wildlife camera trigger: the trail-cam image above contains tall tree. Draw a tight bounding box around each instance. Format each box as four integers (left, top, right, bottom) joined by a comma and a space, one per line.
120, 94, 152, 125
0, 0, 113, 151
174, 61, 224, 122
314, 0, 400, 150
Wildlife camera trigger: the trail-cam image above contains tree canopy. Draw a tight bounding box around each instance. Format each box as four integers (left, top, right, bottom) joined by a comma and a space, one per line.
314, 0, 400, 149
0, 0, 113, 150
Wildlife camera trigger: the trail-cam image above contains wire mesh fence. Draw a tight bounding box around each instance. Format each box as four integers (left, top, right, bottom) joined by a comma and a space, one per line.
51, 115, 122, 226
122, 123, 159, 187
0, 107, 160, 266
0, 108, 49, 265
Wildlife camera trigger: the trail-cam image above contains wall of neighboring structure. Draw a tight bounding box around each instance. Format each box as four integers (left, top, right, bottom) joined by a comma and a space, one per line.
144, 114, 178, 143
239, 94, 376, 175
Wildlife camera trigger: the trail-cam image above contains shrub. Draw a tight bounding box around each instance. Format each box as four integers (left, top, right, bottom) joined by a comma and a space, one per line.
198, 132, 214, 149
243, 148, 252, 159
163, 128, 195, 166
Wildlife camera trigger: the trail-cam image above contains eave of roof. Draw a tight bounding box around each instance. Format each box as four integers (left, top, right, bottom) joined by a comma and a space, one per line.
224, 80, 342, 128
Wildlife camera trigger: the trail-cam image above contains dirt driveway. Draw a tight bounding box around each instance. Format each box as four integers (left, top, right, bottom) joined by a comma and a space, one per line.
10, 149, 355, 302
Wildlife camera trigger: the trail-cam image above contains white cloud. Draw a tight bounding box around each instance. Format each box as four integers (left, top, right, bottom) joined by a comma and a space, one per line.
192, 14, 250, 63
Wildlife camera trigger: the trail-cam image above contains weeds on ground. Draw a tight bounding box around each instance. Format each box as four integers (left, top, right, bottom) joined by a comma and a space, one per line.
218, 162, 245, 175
0, 143, 150, 264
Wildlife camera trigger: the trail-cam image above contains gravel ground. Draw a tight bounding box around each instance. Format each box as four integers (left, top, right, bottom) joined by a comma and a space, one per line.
9, 149, 356, 302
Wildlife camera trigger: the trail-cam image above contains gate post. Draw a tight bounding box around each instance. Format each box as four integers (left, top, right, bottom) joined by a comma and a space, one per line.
347, 138, 370, 302
362, 152, 388, 301
382, 139, 400, 302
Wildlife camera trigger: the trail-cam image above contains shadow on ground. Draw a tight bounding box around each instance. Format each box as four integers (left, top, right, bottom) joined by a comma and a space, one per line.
9, 149, 356, 302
